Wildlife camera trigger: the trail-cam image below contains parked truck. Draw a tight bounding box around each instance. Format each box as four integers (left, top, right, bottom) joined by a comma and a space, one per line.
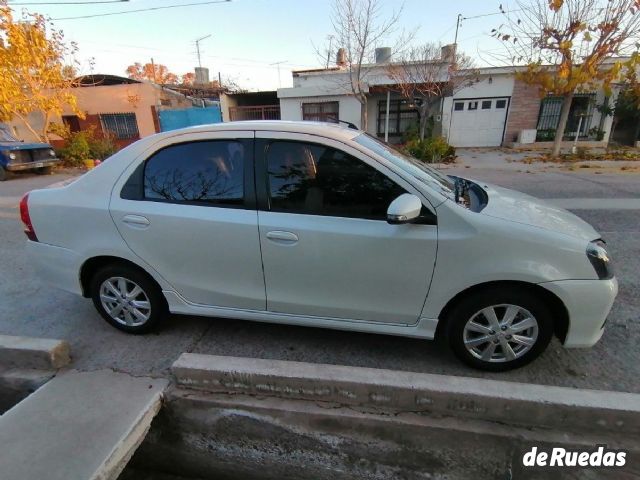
0, 127, 60, 181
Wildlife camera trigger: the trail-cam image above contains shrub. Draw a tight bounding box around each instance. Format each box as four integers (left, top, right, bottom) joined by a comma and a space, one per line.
59, 131, 91, 167
588, 127, 606, 141
536, 129, 556, 142
404, 136, 456, 164
89, 132, 117, 160
49, 123, 119, 165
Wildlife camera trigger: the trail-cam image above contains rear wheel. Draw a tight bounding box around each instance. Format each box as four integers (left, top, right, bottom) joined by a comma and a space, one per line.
446, 287, 553, 371
35, 166, 53, 175
90, 264, 167, 333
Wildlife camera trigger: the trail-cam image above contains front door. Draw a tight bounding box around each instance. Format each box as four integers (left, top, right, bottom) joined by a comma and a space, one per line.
110, 132, 265, 310
255, 132, 438, 324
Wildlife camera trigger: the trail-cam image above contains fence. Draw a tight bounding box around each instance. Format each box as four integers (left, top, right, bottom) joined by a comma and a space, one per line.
158, 106, 222, 132
229, 105, 280, 121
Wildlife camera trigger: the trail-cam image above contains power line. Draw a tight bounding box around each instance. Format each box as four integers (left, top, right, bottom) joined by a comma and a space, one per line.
462, 8, 524, 21
9, 0, 128, 4
51, 0, 231, 20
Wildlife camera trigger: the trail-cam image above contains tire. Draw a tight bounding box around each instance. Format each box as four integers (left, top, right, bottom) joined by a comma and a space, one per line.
90, 263, 168, 333
35, 166, 53, 175
0, 166, 7, 181
446, 287, 553, 371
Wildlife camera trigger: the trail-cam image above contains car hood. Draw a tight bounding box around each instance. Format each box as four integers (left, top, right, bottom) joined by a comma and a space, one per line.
0, 141, 52, 150
474, 181, 600, 241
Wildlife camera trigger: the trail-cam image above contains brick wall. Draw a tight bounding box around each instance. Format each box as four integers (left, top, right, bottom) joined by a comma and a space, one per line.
503, 80, 542, 145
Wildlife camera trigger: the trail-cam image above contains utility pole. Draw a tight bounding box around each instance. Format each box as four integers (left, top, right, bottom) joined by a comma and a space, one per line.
326, 35, 335, 68
194, 34, 212, 69
453, 13, 463, 45
270, 61, 286, 88
150, 57, 157, 83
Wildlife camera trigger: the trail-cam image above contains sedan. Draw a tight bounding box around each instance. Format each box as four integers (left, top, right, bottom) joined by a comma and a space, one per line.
20, 121, 617, 371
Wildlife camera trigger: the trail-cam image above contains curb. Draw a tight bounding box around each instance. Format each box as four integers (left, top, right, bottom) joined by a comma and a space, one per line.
0, 335, 70, 370
172, 353, 640, 435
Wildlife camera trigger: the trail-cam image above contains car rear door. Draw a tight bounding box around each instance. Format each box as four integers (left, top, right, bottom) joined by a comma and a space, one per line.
109, 131, 265, 310
254, 131, 438, 325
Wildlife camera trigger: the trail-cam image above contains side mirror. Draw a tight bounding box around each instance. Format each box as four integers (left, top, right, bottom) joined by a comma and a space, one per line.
387, 193, 422, 225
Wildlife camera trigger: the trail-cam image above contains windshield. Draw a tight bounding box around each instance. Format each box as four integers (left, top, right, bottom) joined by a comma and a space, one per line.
0, 128, 18, 142
354, 133, 455, 200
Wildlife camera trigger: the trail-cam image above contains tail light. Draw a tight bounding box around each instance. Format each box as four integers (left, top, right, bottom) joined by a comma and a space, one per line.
19, 193, 38, 242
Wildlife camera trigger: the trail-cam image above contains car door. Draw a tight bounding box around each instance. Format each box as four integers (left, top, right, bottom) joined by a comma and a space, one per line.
255, 131, 438, 325
109, 131, 265, 310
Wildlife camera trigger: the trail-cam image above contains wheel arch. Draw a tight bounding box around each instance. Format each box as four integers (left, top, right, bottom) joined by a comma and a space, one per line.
435, 280, 569, 343
79, 255, 162, 298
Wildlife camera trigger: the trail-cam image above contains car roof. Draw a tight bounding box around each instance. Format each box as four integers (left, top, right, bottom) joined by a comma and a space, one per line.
155, 120, 362, 142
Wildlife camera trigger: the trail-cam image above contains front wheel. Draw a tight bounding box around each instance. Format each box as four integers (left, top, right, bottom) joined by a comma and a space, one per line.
90, 264, 167, 333
447, 288, 553, 371
0, 166, 7, 181
35, 166, 53, 175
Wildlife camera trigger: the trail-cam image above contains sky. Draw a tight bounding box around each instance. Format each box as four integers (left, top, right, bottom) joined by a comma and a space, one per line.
7, 0, 516, 90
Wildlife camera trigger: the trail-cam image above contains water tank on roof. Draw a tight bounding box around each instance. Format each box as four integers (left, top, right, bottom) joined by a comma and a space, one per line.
375, 47, 392, 64
336, 48, 347, 66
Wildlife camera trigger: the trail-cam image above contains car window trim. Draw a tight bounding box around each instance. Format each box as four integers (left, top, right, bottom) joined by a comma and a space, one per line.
120, 138, 257, 210
254, 136, 436, 225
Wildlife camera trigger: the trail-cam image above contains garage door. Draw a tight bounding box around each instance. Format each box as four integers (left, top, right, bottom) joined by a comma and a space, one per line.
449, 98, 509, 147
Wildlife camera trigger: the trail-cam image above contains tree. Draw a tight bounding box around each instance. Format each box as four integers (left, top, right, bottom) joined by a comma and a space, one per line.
0, 2, 82, 142
181, 72, 196, 86
387, 43, 479, 140
493, 0, 640, 156
329, 0, 404, 130
125, 62, 179, 84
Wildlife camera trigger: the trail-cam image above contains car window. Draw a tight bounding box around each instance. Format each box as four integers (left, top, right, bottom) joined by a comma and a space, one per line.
266, 141, 406, 220
144, 140, 244, 205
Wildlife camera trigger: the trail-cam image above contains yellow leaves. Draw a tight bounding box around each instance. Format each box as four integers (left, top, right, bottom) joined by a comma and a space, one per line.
0, 1, 80, 140
548, 0, 564, 11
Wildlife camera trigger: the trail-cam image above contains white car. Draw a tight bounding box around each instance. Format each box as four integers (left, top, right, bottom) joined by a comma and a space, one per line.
20, 121, 617, 371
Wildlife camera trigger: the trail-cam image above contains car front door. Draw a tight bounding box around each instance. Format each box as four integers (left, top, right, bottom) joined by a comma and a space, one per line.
255, 132, 438, 325
110, 131, 265, 310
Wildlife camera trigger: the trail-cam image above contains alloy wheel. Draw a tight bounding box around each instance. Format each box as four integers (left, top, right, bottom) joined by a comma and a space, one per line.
462, 304, 539, 363
99, 276, 151, 327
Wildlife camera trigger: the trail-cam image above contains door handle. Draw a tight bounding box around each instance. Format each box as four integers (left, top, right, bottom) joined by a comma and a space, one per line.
122, 214, 150, 228
266, 230, 298, 244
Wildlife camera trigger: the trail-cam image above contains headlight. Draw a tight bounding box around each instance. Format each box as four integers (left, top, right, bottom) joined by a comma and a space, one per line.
587, 240, 613, 279
49, 149, 56, 157
8, 152, 16, 160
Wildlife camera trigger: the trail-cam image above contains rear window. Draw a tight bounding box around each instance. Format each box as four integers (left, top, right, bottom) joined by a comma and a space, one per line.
143, 140, 244, 205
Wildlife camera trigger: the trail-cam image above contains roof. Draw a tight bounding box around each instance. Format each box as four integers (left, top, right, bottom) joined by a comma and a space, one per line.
151, 120, 362, 143
74, 74, 141, 86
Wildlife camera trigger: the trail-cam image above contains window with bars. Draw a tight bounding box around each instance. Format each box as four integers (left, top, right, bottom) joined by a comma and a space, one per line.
302, 102, 339, 123
99, 113, 139, 140
377, 99, 419, 136
536, 94, 596, 138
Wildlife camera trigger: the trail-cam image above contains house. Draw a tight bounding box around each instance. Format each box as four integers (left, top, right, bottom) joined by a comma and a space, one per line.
277, 47, 621, 148
5, 74, 220, 148
220, 90, 280, 122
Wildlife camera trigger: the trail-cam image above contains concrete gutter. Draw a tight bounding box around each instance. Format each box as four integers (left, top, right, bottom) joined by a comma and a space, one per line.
0, 369, 168, 480
172, 353, 640, 436
0, 334, 70, 370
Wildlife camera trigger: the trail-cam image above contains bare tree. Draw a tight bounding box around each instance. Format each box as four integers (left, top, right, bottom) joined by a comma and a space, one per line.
387, 43, 479, 140
330, 0, 404, 130
492, 0, 640, 156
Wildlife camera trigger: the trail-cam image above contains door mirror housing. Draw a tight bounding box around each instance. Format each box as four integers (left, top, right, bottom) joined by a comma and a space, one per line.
387, 193, 423, 225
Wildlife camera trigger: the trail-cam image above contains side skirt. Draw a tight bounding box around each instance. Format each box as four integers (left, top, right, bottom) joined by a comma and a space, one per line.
163, 291, 438, 340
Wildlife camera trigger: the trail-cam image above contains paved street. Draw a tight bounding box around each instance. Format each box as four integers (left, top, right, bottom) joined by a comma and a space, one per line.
1, 157, 639, 392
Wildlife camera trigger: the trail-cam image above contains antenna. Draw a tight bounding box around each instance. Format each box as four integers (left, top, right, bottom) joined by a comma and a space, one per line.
270, 61, 286, 88
194, 34, 212, 68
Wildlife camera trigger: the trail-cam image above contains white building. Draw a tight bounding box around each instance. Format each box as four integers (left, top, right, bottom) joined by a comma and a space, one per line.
277, 48, 619, 148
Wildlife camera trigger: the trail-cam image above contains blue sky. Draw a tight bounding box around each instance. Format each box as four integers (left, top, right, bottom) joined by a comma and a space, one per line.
9, 0, 513, 90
